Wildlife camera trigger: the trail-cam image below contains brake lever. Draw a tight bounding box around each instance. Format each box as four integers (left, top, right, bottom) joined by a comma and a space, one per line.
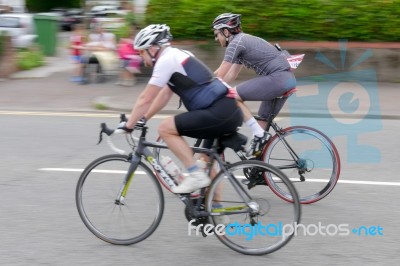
120, 113, 127, 122
97, 123, 115, 144
97, 125, 104, 145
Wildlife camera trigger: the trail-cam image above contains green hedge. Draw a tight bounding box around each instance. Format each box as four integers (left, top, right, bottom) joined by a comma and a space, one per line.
0, 32, 5, 58
111, 12, 138, 41
145, 0, 400, 41
26, 0, 81, 12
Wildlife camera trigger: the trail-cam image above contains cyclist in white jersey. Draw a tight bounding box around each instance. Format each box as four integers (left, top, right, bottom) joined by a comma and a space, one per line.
212, 13, 297, 156
118, 24, 243, 194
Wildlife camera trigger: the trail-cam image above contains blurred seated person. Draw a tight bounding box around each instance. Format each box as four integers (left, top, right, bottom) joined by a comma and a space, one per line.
79, 24, 117, 84
116, 25, 142, 86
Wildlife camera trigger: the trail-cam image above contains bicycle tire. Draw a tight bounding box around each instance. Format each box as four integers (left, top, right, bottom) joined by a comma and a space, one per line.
262, 126, 341, 204
205, 160, 301, 256
76, 154, 164, 245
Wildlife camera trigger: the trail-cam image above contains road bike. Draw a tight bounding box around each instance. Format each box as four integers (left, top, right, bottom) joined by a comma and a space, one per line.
252, 88, 341, 204
155, 88, 341, 204
153, 48, 340, 204
75, 118, 301, 255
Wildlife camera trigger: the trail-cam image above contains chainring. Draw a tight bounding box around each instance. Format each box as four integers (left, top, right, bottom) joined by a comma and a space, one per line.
184, 198, 209, 226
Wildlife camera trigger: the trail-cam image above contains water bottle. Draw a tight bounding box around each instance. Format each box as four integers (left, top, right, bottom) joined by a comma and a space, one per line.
161, 156, 183, 183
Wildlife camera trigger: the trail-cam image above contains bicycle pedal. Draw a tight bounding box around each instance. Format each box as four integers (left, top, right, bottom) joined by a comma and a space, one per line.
253, 150, 262, 157
257, 180, 268, 186
247, 183, 256, 190
241, 179, 250, 185
247, 179, 268, 189
201, 227, 209, 237
253, 155, 263, 160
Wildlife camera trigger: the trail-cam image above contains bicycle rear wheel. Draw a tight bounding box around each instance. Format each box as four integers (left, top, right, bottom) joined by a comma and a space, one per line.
76, 154, 164, 245
262, 126, 341, 204
206, 161, 301, 256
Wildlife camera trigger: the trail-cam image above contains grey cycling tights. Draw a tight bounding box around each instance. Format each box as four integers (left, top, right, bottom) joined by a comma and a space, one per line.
236, 70, 296, 118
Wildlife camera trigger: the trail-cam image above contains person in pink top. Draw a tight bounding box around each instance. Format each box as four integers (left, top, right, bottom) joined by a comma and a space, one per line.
116, 24, 142, 86
69, 24, 86, 82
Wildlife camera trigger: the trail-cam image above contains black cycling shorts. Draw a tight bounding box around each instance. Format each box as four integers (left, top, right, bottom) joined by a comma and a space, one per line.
175, 97, 243, 139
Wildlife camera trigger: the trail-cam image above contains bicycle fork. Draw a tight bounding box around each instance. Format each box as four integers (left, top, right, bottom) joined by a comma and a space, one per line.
115, 154, 141, 205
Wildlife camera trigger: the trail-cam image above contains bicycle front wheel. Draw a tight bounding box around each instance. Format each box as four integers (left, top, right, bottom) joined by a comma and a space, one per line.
262, 126, 341, 204
76, 154, 164, 245
206, 161, 301, 256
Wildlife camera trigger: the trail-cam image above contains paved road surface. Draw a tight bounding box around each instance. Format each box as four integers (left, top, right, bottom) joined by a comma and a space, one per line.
0, 112, 399, 265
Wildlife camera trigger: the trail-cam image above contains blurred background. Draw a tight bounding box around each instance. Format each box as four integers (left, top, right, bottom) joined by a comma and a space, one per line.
0, 0, 399, 81
1, 0, 399, 79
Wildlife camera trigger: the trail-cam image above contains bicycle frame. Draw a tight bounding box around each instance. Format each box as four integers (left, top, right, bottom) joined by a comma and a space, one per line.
256, 92, 308, 177
226, 120, 302, 171
112, 126, 255, 219
267, 122, 303, 170
189, 93, 306, 182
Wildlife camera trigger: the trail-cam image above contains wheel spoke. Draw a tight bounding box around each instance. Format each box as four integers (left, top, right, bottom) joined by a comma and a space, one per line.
263, 126, 340, 204
76, 155, 164, 245
206, 160, 301, 255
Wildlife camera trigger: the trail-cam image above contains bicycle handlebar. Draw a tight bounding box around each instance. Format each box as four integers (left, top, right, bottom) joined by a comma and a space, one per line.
100, 122, 116, 136
98, 123, 129, 155
97, 114, 142, 155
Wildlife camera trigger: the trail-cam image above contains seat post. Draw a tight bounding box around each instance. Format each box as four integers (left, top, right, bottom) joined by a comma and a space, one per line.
265, 98, 278, 132
264, 88, 297, 131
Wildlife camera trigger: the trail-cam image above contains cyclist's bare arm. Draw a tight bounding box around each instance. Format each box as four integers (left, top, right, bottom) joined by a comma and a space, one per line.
214, 61, 241, 83
126, 84, 162, 128
224, 63, 242, 83
144, 85, 174, 120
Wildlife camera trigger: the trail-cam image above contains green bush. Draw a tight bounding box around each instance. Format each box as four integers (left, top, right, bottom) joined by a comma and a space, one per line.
26, 0, 81, 12
112, 23, 132, 41
145, 0, 400, 41
16, 46, 45, 70
111, 12, 140, 41
0, 32, 5, 58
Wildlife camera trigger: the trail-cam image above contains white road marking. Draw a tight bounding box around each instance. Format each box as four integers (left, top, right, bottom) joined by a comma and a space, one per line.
39, 168, 400, 186
39, 168, 146, 175
289, 178, 400, 186
0, 110, 171, 119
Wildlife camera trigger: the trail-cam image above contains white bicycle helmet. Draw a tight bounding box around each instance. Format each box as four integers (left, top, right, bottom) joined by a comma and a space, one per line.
212, 13, 241, 30
134, 24, 172, 50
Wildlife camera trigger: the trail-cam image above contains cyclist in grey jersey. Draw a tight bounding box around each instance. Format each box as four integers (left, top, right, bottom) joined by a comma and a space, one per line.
224, 33, 289, 75
212, 13, 296, 156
